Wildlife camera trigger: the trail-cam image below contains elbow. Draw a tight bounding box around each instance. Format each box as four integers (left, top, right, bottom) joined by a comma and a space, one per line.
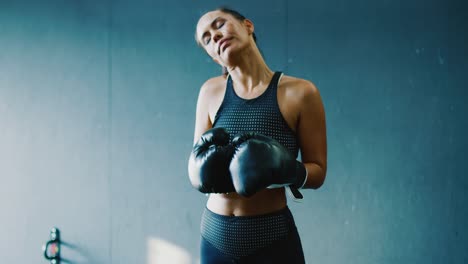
311, 177, 325, 189
308, 165, 327, 190
311, 176, 325, 190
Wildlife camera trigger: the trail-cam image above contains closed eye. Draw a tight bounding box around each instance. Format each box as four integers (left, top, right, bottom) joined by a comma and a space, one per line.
200, 17, 226, 46
205, 21, 224, 45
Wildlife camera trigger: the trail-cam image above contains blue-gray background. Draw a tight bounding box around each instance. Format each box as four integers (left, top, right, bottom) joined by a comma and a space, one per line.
0, 0, 466, 263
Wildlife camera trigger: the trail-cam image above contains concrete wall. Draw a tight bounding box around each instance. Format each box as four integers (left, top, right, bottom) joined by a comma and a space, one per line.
0, 0, 466, 263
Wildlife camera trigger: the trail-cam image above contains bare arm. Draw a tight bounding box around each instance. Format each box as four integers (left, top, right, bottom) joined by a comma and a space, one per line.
297, 81, 328, 189
193, 81, 214, 145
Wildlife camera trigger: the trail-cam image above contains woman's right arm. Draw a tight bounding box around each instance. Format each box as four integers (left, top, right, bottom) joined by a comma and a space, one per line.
193, 80, 214, 145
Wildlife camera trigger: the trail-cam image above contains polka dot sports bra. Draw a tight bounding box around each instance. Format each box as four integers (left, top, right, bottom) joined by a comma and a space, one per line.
212, 71, 299, 157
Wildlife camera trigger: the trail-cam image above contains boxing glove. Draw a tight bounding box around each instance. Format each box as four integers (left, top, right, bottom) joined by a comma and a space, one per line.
188, 127, 236, 193
229, 132, 307, 197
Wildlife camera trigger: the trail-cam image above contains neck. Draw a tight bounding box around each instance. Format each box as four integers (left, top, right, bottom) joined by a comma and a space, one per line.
224, 42, 274, 93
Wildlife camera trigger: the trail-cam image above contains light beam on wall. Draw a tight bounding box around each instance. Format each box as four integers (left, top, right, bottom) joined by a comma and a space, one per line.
147, 237, 199, 264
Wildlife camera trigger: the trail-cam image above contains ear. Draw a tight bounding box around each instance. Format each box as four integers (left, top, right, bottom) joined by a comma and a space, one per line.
243, 19, 255, 35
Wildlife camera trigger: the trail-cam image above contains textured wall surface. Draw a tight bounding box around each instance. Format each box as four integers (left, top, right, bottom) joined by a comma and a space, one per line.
0, 0, 466, 263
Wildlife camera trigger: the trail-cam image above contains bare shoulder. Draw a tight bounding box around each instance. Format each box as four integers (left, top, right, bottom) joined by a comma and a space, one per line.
198, 75, 227, 123
280, 75, 319, 95
279, 74, 321, 107
199, 75, 227, 97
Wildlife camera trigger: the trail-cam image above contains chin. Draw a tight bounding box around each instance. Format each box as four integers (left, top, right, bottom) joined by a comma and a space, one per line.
221, 46, 239, 61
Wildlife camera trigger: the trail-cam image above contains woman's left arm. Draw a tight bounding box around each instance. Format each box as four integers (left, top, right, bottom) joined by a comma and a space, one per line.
297, 80, 328, 189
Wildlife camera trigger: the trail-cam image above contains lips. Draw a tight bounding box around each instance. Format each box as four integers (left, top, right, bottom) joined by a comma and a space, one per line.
218, 38, 232, 54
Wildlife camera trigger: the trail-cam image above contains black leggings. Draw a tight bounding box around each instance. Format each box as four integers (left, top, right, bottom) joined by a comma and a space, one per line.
200, 206, 305, 264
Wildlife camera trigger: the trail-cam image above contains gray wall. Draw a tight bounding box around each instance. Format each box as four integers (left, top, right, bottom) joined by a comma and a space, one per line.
0, 0, 466, 263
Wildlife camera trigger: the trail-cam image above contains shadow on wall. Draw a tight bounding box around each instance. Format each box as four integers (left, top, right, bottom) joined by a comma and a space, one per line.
51, 241, 97, 264
147, 237, 199, 264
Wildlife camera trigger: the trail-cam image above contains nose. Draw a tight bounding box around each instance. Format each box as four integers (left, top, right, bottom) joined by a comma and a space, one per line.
213, 31, 222, 43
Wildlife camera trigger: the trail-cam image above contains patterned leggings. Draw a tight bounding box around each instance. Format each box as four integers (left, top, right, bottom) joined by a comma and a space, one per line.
200, 206, 305, 264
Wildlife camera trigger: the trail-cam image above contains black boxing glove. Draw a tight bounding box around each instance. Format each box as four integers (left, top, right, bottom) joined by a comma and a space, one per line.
188, 127, 236, 194
229, 132, 307, 198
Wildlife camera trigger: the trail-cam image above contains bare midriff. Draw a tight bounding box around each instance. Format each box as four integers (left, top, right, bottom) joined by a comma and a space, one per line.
206, 188, 287, 216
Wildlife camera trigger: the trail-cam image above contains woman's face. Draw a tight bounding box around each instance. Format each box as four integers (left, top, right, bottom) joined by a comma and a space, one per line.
196, 10, 253, 66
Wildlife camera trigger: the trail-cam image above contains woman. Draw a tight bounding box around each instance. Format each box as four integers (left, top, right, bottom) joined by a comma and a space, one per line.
189, 7, 327, 264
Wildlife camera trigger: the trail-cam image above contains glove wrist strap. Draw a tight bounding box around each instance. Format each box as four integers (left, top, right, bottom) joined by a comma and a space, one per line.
288, 163, 308, 202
